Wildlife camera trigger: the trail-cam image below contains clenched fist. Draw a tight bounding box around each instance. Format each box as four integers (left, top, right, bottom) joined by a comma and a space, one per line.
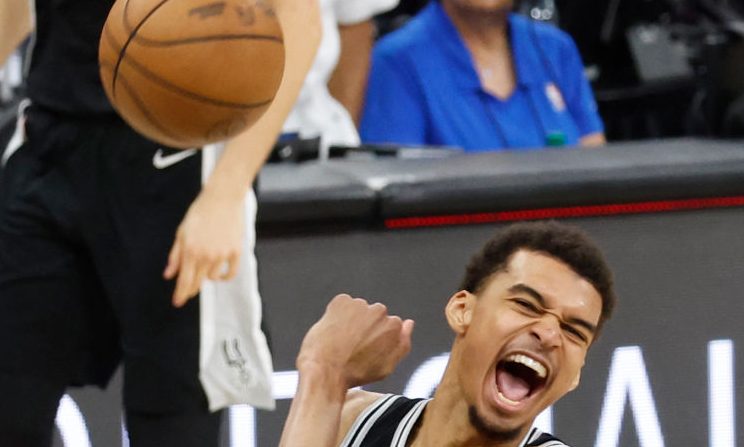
297, 294, 414, 389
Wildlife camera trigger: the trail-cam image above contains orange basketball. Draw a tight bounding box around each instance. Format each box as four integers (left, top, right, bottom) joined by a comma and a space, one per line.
99, 0, 285, 148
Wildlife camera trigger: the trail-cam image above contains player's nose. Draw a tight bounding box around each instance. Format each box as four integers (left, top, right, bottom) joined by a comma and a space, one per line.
530, 315, 561, 349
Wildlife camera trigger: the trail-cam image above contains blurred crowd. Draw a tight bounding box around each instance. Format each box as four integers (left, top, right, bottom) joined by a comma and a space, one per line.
372, 0, 744, 145
2, 0, 743, 157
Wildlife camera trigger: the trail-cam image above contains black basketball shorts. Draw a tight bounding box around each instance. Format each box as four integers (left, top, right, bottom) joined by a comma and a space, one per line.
0, 104, 212, 413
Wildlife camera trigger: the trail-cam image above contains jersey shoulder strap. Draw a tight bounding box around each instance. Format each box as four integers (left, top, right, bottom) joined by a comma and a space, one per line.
525, 427, 571, 446
340, 394, 428, 447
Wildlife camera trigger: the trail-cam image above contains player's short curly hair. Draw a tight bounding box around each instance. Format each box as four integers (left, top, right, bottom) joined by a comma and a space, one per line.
459, 221, 616, 336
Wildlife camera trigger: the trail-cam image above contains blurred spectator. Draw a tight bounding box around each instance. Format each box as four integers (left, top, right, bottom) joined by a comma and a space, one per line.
360, 0, 605, 152
0, 1, 30, 111
0, 50, 24, 105
282, 0, 398, 158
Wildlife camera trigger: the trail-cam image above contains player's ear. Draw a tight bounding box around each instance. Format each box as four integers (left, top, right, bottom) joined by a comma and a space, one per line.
446, 290, 475, 335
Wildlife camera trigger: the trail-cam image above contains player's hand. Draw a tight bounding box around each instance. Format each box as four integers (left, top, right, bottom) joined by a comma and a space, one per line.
163, 188, 245, 307
297, 294, 414, 389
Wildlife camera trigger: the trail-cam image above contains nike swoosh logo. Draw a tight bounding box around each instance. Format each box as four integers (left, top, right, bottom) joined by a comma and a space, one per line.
152, 148, 198, 169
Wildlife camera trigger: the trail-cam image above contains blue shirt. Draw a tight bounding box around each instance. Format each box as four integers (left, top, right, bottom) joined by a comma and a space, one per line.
360, 1, 604, 152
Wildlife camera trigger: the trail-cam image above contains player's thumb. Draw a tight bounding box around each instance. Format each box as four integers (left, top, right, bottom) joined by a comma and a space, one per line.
400, 319, 415, 353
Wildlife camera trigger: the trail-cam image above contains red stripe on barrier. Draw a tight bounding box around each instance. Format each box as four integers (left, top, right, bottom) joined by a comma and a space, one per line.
384, 196, 744, 229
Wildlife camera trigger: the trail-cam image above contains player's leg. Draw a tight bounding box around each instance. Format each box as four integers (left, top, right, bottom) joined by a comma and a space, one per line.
0, 375, 65, 446
85, 126, 225, 447
118, 284, 224, 447
0, 107, 117, 446
125, 409, 224, 447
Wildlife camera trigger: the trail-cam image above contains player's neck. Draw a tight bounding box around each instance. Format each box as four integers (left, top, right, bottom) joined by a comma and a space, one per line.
408, 372, 530, 447
442, 0, 510, 51
441, 1, 515, 98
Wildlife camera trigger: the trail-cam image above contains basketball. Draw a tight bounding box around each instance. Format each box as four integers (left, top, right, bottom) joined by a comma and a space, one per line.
98, 0, 285, 149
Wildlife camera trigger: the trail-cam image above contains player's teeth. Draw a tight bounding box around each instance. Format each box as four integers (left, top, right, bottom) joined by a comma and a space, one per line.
497, 391, 521, 406
506, 354, 547, 378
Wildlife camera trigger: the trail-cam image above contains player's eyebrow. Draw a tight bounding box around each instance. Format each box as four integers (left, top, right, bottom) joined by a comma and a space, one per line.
508, 283, 547, 306
508, 283, 597, 335
565, 316, 597, 337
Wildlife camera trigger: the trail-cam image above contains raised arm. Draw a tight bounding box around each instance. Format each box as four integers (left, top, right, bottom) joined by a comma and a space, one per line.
279, 294, 414, 447
0, 0, 33, 66
164, 0, 322, 305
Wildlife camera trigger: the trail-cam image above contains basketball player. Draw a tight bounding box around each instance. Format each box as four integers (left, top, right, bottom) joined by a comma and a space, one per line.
0, 1, 321, 446
280, 221, 616, 447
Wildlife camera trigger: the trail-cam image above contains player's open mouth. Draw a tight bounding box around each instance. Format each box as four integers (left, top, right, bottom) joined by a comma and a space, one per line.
494, 353, 549, 407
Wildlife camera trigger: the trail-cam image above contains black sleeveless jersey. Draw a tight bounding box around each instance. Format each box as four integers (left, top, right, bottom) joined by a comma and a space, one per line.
339, 394, 571, 447
27, 0, 116, 114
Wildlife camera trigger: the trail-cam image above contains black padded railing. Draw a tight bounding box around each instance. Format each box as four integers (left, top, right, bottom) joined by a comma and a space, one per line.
256, 138, 744, 227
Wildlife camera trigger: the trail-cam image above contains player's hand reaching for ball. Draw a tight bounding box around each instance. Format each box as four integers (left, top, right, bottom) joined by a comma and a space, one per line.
297, 294, 415, 389
163, 187, 244, 307
162, 0, 322, 307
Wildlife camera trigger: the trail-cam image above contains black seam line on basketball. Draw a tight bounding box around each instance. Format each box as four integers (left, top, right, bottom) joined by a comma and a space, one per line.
122, 0, 136, 34
104, 27, 123, 67
113, 0, 173, 98
132, 33, 283, 47
116, 73, 182, 142
121, 52, 274, 109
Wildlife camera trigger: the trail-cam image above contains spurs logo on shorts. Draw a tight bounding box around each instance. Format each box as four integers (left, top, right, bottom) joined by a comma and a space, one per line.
222, 338, 256, 386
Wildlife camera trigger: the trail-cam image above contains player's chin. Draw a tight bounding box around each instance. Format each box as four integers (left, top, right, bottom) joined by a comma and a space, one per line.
467, 404, 527, 443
